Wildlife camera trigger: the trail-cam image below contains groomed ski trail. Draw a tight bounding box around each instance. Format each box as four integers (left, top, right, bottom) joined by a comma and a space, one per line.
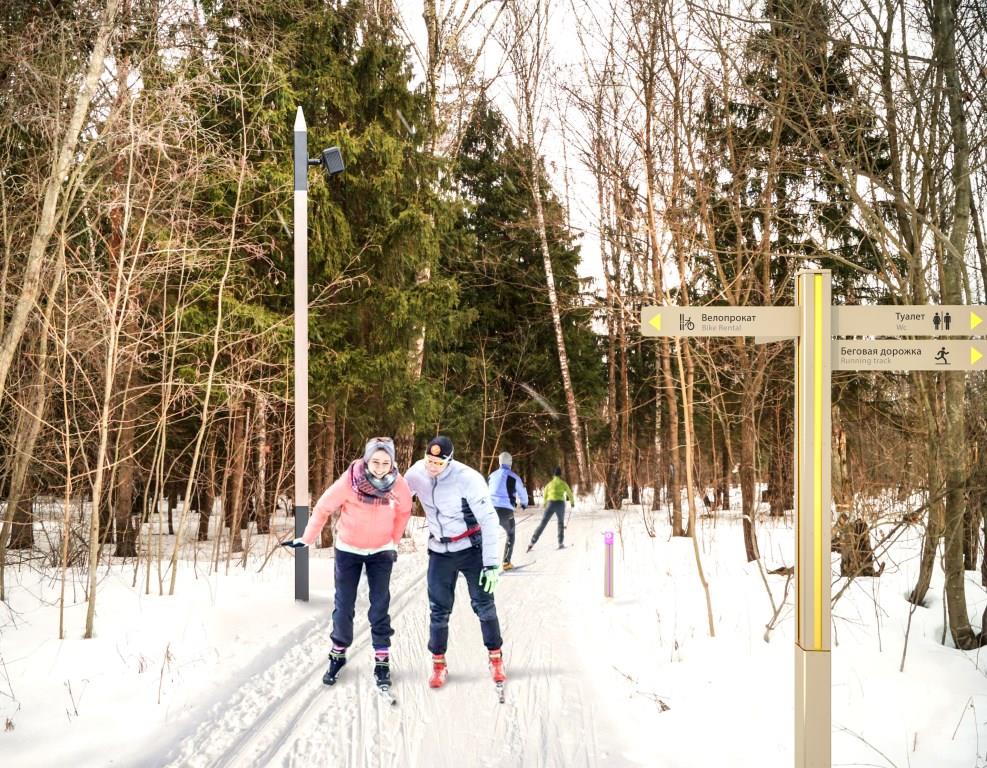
160, 562, 426, 768
162, 513, 641, 768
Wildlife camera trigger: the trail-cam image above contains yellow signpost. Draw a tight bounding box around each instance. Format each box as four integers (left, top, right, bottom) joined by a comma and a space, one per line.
794, 272, 831, 768
640, 270, 986, 768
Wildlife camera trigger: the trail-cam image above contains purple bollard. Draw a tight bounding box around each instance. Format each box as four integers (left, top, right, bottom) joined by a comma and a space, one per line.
603, 531, 614, 597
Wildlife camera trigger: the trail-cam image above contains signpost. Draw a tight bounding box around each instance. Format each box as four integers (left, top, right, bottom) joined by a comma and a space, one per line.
794, 272, 831, 768
640, 272, 986, 768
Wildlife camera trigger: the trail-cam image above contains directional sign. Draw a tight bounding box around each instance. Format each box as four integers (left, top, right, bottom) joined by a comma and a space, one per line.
641, 306, 799, 337
833, 340, 985, 371
833, 305, 986, 337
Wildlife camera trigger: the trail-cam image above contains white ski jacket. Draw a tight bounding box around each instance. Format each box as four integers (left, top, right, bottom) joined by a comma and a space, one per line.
405, 459, 501, 567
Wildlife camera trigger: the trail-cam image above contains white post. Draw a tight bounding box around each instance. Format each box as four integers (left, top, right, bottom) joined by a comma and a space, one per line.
293, 107, 309, 601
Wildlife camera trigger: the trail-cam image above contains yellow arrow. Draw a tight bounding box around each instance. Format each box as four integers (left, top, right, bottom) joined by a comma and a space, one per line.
972, 347, 983, 366
649, 313, 662, 332
971, 311, 982, 330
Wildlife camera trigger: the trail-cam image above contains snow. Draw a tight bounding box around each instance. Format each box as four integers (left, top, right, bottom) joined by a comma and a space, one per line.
3, 501, 987, 767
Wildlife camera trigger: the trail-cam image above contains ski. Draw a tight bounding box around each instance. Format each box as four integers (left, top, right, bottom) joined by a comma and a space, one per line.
495, 682, 505, 704
377, 685, 398, 706
504, 560, 535, 572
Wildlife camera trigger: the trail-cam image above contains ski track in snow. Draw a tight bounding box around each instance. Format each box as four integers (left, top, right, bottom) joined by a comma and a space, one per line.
160, 567, 426, 768
161, 516, 633, 768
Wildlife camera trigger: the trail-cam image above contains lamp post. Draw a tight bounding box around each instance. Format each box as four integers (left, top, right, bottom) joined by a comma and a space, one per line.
293, 106, 344, 601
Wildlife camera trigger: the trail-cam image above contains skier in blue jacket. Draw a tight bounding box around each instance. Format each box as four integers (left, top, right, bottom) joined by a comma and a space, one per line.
487, 451, 529, 570
405, 436, 506, 691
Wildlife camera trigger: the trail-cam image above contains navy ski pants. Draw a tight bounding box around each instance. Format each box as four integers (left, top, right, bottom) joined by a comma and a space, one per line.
331, 548, 395, 649
426, 545, 502, 654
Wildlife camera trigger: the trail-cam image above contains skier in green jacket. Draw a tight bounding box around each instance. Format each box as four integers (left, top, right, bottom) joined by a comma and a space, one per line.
527, 467, 574, 551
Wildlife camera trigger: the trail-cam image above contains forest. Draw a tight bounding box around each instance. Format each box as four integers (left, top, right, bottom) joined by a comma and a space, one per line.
1, 0, 985, 655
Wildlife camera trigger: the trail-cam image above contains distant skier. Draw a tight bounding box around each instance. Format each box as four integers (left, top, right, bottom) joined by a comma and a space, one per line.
404, 436, 507, 693
527, 467, 574, 552
487, 451, 529, 570
283, 437, 412, 693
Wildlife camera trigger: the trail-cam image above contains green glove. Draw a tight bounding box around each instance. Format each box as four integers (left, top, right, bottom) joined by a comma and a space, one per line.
479, 565, 501, 594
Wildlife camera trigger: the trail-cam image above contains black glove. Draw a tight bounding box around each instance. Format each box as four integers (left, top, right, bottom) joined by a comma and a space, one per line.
389, 549, 398, 563
281, 538, 308, 549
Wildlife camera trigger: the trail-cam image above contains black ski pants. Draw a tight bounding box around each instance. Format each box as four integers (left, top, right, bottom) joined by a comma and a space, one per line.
530, 500, 566, 547
495, 506, 516, 564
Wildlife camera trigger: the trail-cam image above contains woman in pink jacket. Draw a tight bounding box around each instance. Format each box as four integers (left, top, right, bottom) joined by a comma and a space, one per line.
285, 437, 412, 690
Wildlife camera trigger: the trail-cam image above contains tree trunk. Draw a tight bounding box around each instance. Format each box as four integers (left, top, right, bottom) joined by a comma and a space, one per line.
831, 404, 852, 516
525, 137, 588, 489
604, 274, 622, 510
619, 297, 632, 505
933, 0, 978, 649
1, 306, 55, 554
661, 340, 684, 535
674, 339, 715, 636
225, 402, 250, 555
717, 416, 731, 511
738, 344, 762, 561
652, 378, 663, 512
7, 490, 35, 550
108, 0, 139, 560
0, 0, 119, 408
768, 395, 792, 517
167, 489, 176, 537
112, 386, 139, 557
255, 393, 270, 534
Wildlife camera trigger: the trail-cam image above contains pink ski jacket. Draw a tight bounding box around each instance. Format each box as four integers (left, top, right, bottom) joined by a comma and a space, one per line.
301, 469, 412, 549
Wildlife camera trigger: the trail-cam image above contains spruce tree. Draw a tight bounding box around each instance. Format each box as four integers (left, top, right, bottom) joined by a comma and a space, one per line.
445, 99, 603, 475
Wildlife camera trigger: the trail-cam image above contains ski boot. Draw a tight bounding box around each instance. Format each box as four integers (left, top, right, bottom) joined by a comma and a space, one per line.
428, 654, 448, 689
489, 648, 506, 703
488, 649, 506, 683
374, 653, 397, 705
323, 648, 347, 686
502, 562, 514, 571
374, 656, 391, 688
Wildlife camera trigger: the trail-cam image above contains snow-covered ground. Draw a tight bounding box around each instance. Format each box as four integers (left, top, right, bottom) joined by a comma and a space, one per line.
2, 501, 987, 767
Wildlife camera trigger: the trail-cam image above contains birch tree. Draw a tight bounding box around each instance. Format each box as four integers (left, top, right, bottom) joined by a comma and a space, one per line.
503, 0, 589, 487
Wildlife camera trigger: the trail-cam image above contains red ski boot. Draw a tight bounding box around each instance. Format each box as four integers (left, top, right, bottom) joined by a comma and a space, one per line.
429, 654, 448, 689
488, 649, 506, 683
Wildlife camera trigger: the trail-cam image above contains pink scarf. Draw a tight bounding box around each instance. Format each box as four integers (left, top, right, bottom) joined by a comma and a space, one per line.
348, 459, 396, 506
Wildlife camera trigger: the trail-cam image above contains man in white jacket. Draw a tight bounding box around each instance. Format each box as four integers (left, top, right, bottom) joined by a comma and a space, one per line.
405, 435, 506, 690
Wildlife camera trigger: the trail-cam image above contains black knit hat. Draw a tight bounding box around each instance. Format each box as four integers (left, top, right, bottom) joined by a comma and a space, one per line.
426, 435, 454, 462
553, 466, 562, 476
